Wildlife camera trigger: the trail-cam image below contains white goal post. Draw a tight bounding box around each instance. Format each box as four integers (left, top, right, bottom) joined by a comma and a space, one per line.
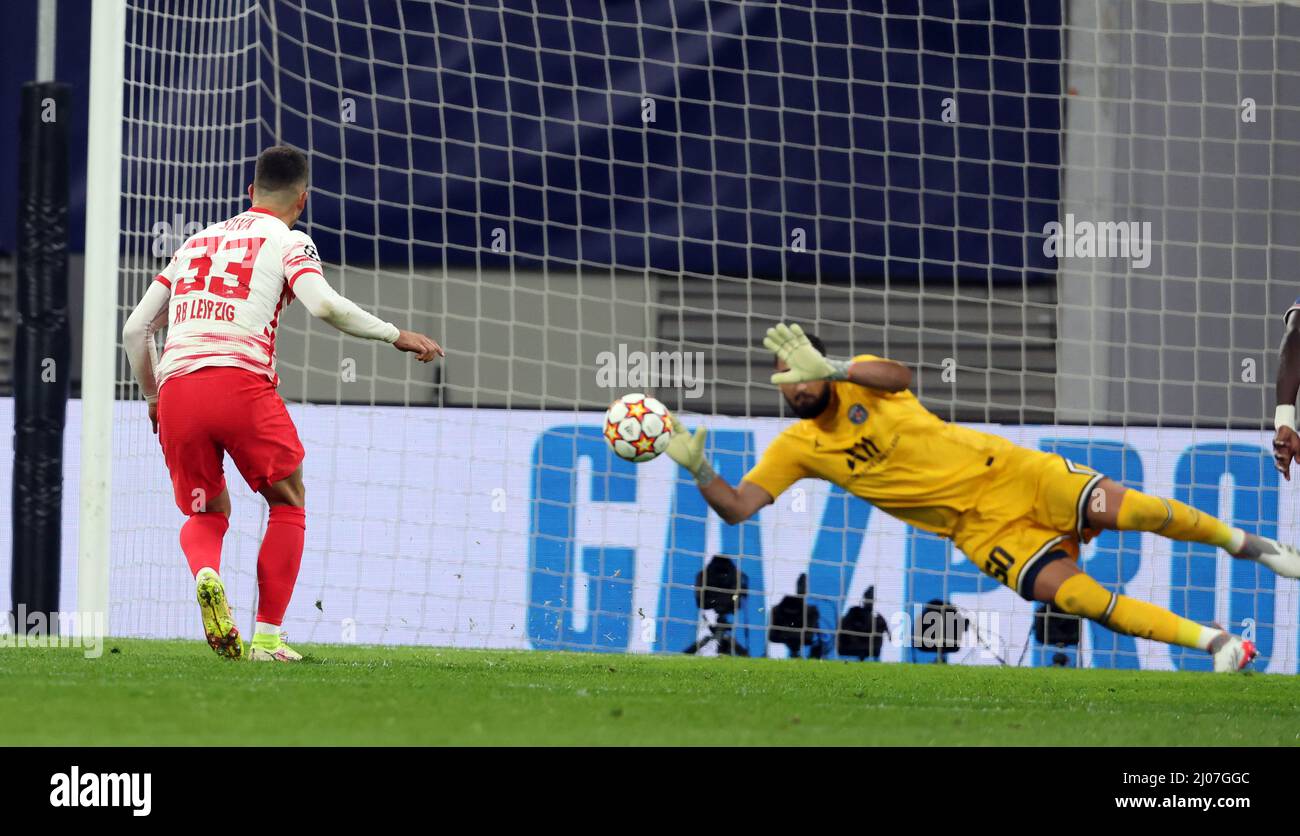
78, 0, 127, 634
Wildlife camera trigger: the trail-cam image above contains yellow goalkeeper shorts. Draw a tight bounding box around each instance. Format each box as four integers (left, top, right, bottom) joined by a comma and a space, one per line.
951, 446, 1106, 599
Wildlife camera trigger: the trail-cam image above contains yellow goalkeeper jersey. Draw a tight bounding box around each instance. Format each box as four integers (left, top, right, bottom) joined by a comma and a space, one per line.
743, 354, 1018, 537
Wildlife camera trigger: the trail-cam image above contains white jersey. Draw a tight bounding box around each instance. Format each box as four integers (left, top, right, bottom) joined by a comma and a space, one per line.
153, 207, 321, 387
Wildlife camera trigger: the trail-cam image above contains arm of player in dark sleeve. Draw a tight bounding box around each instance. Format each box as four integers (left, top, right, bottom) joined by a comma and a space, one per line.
1273, 312, 1300, 479
1278, 313, 1300, 415
846, 358, 912, 392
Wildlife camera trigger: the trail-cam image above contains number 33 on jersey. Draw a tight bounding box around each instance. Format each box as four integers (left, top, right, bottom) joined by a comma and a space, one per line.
153, 206, 322, 387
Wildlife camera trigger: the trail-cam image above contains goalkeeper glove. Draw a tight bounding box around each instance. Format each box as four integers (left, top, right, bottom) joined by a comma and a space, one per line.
667, 416, 716, 487
764, 322, 851, 385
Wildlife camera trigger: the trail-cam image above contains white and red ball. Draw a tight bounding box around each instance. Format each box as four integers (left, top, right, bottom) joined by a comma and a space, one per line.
604, 393, 673, 463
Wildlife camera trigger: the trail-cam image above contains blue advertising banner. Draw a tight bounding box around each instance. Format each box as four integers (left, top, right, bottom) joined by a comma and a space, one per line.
3, 399, 1295, 674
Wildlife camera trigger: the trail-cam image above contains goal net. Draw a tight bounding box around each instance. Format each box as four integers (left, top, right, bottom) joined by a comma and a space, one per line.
89, 0, 1300, 672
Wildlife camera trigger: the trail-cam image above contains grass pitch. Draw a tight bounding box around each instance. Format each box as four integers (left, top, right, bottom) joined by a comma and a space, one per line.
2, 639, 1297, 745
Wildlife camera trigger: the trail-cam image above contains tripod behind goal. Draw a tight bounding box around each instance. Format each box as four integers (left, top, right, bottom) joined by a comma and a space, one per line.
682, 555, 750, 657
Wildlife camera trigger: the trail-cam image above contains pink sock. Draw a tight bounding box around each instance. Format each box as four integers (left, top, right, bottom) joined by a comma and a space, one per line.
180, 512, 229, 576
255, 506, 306, 625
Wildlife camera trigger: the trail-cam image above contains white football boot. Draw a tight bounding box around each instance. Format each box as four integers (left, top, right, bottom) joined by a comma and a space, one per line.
248, 632, 304, 662
1211, 633, 1258, 673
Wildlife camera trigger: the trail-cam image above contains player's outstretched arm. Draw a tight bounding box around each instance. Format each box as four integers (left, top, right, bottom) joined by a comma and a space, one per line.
666, 417, 772, 524
293, 273, 444, 363
1274, 313, 1300, 478
764, 322, 909, 391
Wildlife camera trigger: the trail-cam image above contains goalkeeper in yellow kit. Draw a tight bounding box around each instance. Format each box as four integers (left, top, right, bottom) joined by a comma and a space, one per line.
668, 323, 1300, 672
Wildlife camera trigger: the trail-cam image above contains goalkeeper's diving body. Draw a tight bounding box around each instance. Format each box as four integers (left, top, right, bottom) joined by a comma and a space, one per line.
122, 146, 443, 661
668, 323, 1300, 672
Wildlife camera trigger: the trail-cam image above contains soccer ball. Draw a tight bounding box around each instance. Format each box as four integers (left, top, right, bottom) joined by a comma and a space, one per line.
604, 393, 673, 463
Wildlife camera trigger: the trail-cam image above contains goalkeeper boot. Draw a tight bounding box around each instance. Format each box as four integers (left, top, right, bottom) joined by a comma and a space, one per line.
1231, 533, 1300, 579
249, 631, 303, 662
1210, 631, 1257, 673
195, 568, 243, 660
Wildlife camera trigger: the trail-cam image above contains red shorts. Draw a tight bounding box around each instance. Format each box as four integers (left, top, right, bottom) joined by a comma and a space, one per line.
157, 366, 304, 514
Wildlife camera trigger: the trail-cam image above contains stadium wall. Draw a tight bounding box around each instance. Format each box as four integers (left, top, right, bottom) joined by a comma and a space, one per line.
2, 396, 1297, 673
264, 265, 1055, 420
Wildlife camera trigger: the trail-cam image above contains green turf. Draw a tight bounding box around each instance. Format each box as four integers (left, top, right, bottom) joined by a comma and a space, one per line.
1, 638, 1297, 745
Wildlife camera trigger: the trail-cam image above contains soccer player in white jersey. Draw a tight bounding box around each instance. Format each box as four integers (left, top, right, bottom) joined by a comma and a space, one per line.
123, 146, 443, 661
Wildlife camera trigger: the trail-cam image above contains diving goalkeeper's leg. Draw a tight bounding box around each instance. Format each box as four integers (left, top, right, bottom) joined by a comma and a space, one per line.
1087, 478, 1300, 579
1032, 558, 1256, 672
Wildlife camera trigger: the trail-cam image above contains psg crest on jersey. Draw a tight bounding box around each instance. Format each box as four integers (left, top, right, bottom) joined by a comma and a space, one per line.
848, 404, 868, 425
